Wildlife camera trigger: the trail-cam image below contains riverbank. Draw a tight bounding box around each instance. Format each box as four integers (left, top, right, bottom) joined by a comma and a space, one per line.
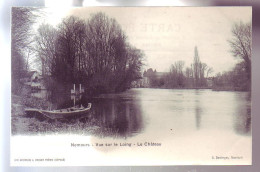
11, 91, 119, 137
11, 112, 117, 137
212, 86, 250, 92
136, 86, 249, 92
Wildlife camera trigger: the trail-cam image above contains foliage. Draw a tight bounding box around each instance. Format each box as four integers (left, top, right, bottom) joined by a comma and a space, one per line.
212, 21, 251, 91
34, 23, 57, 77
212, 61, 249, 91
34, 13, 144, 94
143, 47, 212, 89
11, 7, 39, 94
227, 21, 251, 90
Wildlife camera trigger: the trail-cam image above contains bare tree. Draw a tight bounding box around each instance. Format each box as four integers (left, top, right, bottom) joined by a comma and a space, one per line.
85, 12, 134, 92
35, 23, 57, 76
33, 12, 144, 93
85, 12, 127, 74
206, 67, 213, 78
199, 62, 208, 86
12, 8, 36, 55
212, 21, 252, 92
228, 21, 252, 82
54, 16, 87, 84
165, 61, 185, 88
11, 7, 39, 94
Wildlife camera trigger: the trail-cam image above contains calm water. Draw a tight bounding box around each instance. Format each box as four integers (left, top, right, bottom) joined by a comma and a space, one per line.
25, 88, 252, 164
32, 88, 251, 138
90, 88, 251, 137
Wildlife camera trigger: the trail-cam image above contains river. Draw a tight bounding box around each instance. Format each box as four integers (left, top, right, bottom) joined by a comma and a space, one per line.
89, 88, 251, 165
83, 88, 251, 138
32, 88, 251, 138
26, 88, 251, 165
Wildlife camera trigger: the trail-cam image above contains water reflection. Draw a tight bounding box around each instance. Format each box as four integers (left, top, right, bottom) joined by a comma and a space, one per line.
29, 89, 144, 137
90, 98, 144, 138
195, 101, 202, 130
194, 90, 202, 130
233, 92, 251, 135
28, 88, 251, 138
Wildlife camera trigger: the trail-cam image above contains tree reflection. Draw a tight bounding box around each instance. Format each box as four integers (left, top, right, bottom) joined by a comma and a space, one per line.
90, 98, 144, 138
233, 92, 251, 135
195, 90, 202, 130
195, 104, 202, 130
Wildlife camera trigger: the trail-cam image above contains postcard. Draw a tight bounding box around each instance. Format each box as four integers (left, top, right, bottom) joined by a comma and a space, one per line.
10, 6, 252, 166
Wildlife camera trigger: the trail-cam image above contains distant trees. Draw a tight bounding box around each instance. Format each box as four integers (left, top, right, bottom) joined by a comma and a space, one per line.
141, 22, 251, 92
163, 49, 210, 89
191, 46, 209, 87
193, 46, 200, 87
164, 61, 185, 88
34, 13, 144, 94
212, 61, 249, 91
143, 47, 212, 89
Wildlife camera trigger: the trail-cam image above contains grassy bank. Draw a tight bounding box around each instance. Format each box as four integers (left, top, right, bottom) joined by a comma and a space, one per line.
12, 112, 119, 137
11, 88, 119, 137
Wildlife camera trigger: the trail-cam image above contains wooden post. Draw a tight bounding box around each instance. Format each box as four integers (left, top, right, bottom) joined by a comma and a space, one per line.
74, 84, 75, 93
80, 84, 81, 93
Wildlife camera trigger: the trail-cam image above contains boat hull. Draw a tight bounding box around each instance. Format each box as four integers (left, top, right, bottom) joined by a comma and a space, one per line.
40, 109, 91, 119
25, 103, 92, 119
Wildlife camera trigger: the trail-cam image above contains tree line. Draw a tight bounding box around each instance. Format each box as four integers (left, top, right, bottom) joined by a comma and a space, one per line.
12, 7, 251, 94
12, 8, 144, 95
143, 46, 213, 89
142, 21, 251, 92
35, 13, 144, 94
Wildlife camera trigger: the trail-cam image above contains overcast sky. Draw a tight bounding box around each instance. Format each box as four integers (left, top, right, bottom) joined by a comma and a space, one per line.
39, 7, 251, 74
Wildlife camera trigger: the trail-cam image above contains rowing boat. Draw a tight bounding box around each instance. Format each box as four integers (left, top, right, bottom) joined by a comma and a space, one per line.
25, 103, 92, 119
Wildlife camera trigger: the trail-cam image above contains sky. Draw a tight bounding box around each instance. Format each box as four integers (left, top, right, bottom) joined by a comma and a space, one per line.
36, 7, 252, 75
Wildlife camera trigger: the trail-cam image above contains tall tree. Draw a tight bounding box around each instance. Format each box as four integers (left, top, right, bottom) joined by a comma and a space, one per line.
85, 12, 131, 92
35, 23, 57, 76
228, 21, 252, 90
54, 16, 87, 84
193, 46, 200, 87
85, 13, 127, 73
33, 13, 144, 94
166, 61, 185, 88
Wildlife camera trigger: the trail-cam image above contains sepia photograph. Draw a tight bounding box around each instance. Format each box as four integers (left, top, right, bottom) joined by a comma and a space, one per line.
10, 6, 252, 165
